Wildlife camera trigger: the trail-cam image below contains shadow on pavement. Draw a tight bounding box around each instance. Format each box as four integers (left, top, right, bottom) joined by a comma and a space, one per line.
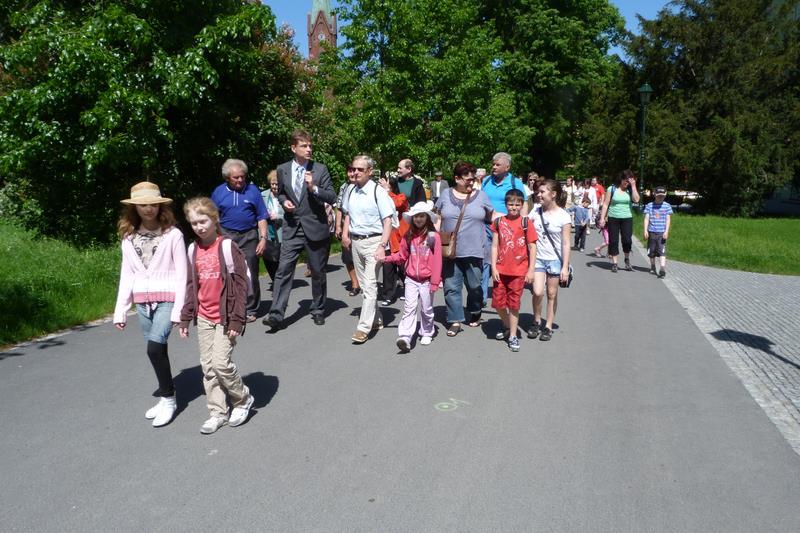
710, 329, 800, 371
242, 372, 279, 409
173, 365, 203, 414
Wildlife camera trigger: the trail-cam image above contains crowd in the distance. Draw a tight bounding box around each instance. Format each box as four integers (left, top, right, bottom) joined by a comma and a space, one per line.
113, 129, 674, 434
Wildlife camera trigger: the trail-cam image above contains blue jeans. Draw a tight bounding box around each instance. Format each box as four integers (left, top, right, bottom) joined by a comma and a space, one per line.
136, 302, 175, 344
443, 257, 483, 324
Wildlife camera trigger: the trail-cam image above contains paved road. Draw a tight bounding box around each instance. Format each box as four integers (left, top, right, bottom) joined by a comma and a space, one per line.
2, 233, 800, 532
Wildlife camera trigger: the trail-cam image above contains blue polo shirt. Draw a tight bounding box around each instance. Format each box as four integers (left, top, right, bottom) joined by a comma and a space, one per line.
481, 173, 527, 215
211, 182, 268, 232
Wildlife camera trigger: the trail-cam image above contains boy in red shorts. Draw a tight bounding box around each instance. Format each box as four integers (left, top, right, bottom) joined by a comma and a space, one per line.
491, 189, 538, 352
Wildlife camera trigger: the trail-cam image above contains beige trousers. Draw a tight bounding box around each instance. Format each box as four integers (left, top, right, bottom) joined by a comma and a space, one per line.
196, 317, 250, 419
351, 236, 382, 333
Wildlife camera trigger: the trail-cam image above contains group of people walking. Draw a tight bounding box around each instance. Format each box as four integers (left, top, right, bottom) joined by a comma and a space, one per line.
113, 130, 674, 433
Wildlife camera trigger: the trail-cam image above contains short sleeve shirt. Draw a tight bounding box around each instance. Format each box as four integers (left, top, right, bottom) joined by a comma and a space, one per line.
196, 237, 223, 324
529, 206, 571, 262
492, 216, 538, 276
481, 174, 528, 215
435, 189, 493, 259
211, 182, 268, 232
644, 202, 673, 233
342, 179, 396, 235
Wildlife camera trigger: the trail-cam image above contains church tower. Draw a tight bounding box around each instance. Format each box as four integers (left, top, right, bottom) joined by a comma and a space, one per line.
307, 0, 337, 60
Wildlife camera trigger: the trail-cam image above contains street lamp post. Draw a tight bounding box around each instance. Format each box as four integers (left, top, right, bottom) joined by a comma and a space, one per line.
638, 82, 653, 199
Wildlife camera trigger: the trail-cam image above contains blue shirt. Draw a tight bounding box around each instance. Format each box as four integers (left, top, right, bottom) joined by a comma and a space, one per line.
481, 173, 528, 215
342, 179, 396, 235
571, 205, 591, 226
211, 182, 268, 232
644, 201, 673, 233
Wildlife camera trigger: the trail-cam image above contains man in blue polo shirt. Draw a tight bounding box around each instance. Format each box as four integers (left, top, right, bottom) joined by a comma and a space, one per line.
211, 158, 268, 322
480, 152, 528, 304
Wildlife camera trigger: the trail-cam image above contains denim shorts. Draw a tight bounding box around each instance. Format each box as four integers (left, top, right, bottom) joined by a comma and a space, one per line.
534, 257, 563, 275
136, 302, 175, 344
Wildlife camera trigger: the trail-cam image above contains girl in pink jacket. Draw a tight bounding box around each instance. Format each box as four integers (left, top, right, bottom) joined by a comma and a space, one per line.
381, 201, 442, 353
114, 182, 187, 428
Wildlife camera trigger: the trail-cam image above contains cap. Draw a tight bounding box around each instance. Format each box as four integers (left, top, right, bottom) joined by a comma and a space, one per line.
654, 186, 667, 195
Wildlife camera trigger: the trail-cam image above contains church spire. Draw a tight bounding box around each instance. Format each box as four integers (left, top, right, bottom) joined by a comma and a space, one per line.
307, 0, 337, 60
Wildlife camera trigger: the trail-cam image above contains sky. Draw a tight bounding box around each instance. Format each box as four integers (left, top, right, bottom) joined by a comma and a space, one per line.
262, 0, 670, 58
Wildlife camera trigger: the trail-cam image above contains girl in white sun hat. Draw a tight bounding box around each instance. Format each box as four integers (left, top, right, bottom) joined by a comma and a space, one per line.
114, 181, 187, 428
379, 201, 442, 353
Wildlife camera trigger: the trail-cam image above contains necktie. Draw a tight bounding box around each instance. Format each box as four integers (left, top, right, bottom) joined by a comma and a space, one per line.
294, 166, 304, 198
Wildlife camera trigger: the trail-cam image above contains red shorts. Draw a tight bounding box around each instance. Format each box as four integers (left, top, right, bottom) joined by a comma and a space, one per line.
492, 274, 525, 311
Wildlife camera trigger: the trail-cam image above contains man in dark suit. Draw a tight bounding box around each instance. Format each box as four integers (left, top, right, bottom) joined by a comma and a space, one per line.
263, 130, 337, 328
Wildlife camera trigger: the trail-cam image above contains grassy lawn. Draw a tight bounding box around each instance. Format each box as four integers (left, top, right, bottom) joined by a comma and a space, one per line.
633, 213, 800, 275
0, 223, 120, 347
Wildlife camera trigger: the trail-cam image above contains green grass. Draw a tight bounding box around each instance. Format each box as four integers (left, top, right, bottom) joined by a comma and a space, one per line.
0, 222, 120, 346
633, 213, 800, 275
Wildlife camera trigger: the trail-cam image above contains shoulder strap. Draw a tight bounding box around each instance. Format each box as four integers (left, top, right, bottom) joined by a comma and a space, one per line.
221, 239, 235, 273
187, 242, 196, 266
539, 209, 564, 265
522, 215, 528, 231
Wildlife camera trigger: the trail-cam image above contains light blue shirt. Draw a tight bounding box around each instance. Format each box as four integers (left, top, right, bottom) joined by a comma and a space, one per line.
342, 180, 396, 235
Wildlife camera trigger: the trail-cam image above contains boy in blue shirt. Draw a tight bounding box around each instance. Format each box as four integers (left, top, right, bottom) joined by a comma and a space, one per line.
571, 198, 591, 252
643, 186, 673, 278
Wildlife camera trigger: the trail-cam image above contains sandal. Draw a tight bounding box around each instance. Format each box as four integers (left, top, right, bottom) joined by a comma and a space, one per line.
539, 327, 553, 341
624, 258, 632, 271
446, 323, 462, 337
527, 324, 540, 339
348, 287, 361, 297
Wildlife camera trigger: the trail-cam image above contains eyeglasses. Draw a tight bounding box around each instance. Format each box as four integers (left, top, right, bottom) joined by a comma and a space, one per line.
351, 167, 367, 173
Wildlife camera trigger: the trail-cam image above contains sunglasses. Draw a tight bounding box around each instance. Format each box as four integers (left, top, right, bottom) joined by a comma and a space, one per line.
350, 167, 367, 173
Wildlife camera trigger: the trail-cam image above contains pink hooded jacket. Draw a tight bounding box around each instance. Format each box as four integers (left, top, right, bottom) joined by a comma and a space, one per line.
385, 230, 442, 289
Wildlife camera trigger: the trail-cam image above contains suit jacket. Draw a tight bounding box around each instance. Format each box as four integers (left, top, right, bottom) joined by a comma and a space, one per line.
277, 159, 337, 241
431, 179, 449, 200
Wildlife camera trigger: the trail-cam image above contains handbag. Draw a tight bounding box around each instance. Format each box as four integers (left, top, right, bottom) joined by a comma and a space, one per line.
538, 208, 574, 288
439, 191, 471, 260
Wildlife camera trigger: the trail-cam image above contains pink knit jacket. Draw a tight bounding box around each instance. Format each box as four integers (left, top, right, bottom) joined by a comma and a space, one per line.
113, 227, 188, 324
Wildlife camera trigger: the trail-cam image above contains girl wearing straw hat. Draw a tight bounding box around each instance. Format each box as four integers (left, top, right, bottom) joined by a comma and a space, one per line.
114, 182, 187, 427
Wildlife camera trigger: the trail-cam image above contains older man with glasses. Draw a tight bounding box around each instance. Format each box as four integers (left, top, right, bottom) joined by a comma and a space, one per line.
341, 155, 396, 344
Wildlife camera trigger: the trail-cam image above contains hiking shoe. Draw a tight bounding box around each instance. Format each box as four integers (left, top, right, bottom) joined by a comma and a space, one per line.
420, 336, 432, 346
539, 328, 553, 341
200, 416, 227, 435
152, 395, 176, 427
527, 324, 540, 339
649, 267, 657, 275
611, 264, 618, 273
229, 394, 255, 427
658, 268, 666, 278
352, 330, 369, 344
396, 337, 411, 353
508, 336, 521, 352
624, 259, 632, 271
495, 329, 509, 341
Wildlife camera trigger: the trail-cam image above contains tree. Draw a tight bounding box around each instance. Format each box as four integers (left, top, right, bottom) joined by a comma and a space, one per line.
580, 0, 800, 214
0, 1, 315, 244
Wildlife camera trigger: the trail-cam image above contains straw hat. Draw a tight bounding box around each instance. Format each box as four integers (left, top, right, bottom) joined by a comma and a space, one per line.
402, 201, 438, 225
121, 182, 172, 205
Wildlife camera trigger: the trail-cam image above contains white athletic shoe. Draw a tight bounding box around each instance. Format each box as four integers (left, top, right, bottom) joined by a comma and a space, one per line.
152, 396, 176, 427
229, 394, 255, 427
419, 336, 432, 346
200, 416, 227, 434
145, 399, 162, 420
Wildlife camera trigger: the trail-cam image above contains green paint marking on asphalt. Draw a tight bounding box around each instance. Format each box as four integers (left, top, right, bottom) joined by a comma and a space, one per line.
434, 398, 471, 412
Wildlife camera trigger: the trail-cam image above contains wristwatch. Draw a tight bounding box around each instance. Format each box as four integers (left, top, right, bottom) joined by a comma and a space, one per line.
259, 234, 267, 240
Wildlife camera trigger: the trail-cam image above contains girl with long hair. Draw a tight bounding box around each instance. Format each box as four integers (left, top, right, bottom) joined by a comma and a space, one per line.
114, 182, 187, 427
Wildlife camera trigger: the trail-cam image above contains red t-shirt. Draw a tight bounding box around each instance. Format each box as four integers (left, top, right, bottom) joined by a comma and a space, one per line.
195, 236, 223, 324
492, 216, 538, 276
593, 184, 605, 203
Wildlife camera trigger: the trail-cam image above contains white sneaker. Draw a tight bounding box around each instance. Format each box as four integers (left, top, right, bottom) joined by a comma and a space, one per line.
200, 416, 227, 434
420, 336, 432, 346
152, 396, 176, 427
144, 399, 162, 420
229, 394, 255, 427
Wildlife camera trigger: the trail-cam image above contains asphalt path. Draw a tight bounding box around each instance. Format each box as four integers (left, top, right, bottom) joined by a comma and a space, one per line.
2, 232, 800, 532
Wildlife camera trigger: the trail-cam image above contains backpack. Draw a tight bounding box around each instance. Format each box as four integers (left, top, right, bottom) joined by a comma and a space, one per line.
346, 181, 399, 228
493, 215, 532, 259
188, 238, 253, 298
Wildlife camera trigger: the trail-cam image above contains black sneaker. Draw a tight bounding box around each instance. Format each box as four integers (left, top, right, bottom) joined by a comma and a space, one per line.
649, 267, 657, 275
658, 268, 666, 278
539, 327, 553, 341
526, 324, 540, 339
611, 264, 618, 273
624, 259, 632, 271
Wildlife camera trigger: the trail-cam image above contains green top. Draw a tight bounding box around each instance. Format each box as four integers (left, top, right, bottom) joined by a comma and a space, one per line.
608, 187, 633, 219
